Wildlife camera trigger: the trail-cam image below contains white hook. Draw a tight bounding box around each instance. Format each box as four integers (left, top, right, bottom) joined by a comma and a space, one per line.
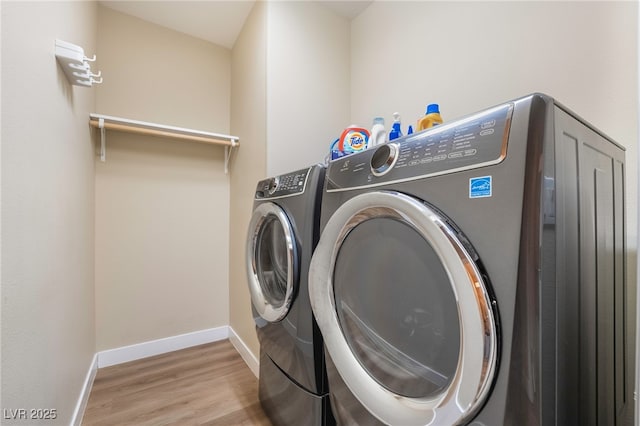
69, 62, 89, 71
56, 40, 103, 88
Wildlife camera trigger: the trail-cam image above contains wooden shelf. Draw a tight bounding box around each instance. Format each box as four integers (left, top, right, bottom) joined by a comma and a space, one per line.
89, 113, 239, 173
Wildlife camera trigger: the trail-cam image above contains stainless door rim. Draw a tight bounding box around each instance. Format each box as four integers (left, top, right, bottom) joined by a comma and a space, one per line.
246, 202, 297, 322
309, 191, 498, 425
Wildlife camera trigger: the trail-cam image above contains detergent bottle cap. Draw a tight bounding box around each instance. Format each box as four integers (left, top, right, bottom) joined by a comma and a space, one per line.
426, 104, 440, 115
392, 112, 401, 123
373, 116, 385, 125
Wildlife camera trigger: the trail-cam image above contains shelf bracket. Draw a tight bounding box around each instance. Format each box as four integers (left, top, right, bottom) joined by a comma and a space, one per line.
99, 118, 106, 162
225, 138, 238, 174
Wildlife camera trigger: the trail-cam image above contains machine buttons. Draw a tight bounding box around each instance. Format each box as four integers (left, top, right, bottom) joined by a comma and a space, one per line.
274, 172, 306, 193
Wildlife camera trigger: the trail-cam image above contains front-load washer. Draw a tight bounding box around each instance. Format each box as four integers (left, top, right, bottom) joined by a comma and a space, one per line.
246, 164, 334, 426
309, 94, 635, 425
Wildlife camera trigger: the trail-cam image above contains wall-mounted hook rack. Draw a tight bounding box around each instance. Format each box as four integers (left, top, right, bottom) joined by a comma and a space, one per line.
55, 39, 102, 87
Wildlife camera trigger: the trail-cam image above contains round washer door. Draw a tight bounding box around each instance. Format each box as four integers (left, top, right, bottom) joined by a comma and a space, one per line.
309, 191, 498, 426
246, 202, 298, 322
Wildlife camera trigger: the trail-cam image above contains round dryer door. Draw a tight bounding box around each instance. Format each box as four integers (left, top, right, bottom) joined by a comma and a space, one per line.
246, 202, 298, 322
309, 191, 498, 426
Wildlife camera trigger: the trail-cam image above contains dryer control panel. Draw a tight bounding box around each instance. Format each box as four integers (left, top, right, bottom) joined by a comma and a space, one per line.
255, 167, 311, 199
326, 103, 513, 191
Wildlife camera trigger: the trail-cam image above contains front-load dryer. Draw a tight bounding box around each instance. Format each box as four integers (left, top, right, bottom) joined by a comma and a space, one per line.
246, 164, 334, 426
308, 94, 635, 425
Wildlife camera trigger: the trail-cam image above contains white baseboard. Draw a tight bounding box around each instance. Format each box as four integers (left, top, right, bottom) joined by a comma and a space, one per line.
70, 353, 98, 426
229, 326, 259, 378
97, 326, 229, 368
74, 325, 252, 424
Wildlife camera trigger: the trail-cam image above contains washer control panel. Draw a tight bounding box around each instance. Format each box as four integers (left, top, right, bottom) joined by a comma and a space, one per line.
327, 103, 513, 191
255, 167, 311, 199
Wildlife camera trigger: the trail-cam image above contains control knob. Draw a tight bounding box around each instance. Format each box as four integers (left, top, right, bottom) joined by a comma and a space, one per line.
370, 143, 399, 176
267, 177, 279, 194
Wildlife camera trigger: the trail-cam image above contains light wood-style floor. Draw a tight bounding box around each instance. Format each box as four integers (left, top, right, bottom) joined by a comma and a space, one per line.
82, 340, 273, 426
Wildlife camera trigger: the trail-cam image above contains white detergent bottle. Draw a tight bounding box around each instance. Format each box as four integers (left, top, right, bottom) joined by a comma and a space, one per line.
370, 117, 387, 148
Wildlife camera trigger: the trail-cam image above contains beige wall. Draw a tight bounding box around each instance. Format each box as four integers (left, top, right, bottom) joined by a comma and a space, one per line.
229, 0, 268, 360
1, 1, 97, 424
266, 1, 351, 176
351, 0, 638, 279
94, 6, 231, 350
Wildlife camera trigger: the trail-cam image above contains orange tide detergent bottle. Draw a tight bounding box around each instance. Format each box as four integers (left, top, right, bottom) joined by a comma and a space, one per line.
417, 103, 443, 131
338, 126, 370, 153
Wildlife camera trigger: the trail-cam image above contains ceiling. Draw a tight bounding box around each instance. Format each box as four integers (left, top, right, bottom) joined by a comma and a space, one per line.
99, 1, 373, 50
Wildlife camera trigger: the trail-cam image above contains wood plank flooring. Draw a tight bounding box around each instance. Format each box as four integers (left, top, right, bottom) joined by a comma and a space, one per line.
82, 340, 273, 426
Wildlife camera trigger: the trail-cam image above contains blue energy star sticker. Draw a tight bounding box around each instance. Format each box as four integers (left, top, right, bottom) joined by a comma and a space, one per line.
469, 176, 492, 198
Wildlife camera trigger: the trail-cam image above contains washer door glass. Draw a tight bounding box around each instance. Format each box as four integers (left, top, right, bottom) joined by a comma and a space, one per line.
334, 217, 460, 399
257, 216, 290, 305
309, 191, 498, 426
246, 202, 298, 322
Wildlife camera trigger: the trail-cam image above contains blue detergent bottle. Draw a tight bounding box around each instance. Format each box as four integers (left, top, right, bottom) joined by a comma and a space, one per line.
389, 112, 403, 141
